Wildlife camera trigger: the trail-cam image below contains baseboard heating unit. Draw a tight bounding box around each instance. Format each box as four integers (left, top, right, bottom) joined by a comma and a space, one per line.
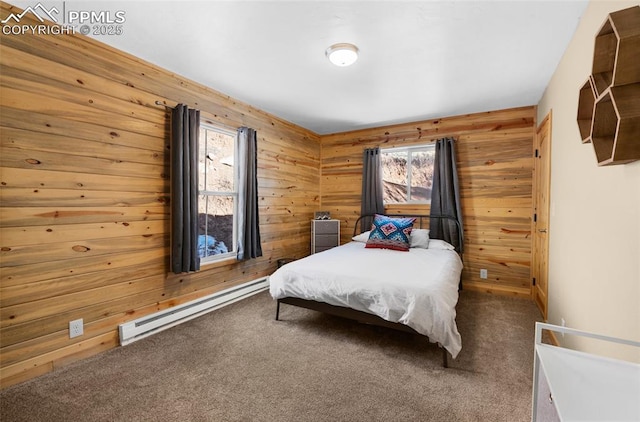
119, 277, 269, 346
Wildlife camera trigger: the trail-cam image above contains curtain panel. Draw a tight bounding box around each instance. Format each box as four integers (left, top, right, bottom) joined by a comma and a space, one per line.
429, 137, 464, 252
360, 147, 384, 232
170, 104, 201, 273
237, 127, 263, 260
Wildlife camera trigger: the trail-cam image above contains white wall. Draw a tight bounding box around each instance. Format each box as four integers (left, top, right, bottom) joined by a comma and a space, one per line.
537, 0, 640, 361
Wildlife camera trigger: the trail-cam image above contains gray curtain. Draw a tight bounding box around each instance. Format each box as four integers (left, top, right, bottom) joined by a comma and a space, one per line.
237, 127, 262, 260
361, 147, 384, 232
430, 137, 464, 251
170, 104, 200, 273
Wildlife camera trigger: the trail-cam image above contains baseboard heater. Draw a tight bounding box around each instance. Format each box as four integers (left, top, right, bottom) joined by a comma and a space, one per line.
119, 277, 269, 346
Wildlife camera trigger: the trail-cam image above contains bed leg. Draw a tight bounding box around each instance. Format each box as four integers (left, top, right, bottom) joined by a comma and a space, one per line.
275, 300, 281, 321
442, 347, 449, 368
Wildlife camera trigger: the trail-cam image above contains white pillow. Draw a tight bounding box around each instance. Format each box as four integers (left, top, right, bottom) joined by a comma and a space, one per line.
409, 229, 430, 249
428, 239, 456, 250
352, 230, 371, 243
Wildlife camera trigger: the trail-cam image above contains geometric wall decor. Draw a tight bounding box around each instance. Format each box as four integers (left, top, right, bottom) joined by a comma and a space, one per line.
578, 5, 640, 165
577, 77, 596, 143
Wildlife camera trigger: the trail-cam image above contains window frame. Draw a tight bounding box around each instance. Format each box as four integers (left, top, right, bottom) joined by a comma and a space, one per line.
380, 143, 435, 205
198, 122, 239, 264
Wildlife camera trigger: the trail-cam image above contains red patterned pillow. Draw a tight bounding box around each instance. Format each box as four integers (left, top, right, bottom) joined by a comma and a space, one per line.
365, 215, 416, 251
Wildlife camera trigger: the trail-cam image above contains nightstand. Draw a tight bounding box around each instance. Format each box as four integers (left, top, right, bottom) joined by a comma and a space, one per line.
311, 219, 340, 254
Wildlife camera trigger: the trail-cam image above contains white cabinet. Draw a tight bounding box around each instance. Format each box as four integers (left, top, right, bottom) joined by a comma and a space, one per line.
311, 219, 339, 254
532, 323, 640, 422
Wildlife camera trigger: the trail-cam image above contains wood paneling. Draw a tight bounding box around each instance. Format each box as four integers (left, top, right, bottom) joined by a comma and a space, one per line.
320, 107, 535, 297
0, 2, 320, 388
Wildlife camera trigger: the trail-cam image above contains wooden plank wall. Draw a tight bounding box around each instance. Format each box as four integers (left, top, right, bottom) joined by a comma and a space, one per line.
0, 2, 320, 388
320, 107, 535, 297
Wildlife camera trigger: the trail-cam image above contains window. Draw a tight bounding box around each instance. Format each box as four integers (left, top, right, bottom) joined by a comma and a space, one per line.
381, 144, 435, 204
197, 123, 238, 262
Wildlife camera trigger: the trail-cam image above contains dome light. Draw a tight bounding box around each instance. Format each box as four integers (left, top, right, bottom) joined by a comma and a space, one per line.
326, 43, 359, 67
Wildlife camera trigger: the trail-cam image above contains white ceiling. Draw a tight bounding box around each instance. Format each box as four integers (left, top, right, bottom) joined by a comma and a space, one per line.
13, 1, 589, 134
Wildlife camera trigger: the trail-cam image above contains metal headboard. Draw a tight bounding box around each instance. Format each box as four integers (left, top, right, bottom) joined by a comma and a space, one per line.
353, 213, 464, 254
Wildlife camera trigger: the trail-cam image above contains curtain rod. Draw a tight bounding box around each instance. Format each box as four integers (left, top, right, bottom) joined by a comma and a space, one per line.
155, 100, 174, 109
378, 137, 455, 150
155, 100, 240, 133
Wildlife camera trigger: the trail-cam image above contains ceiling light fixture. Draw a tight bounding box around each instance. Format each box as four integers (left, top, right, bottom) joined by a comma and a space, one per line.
326, 43, 359, 67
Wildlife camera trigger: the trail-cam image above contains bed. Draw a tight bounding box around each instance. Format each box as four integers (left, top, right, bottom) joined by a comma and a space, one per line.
269, 214, 463, 367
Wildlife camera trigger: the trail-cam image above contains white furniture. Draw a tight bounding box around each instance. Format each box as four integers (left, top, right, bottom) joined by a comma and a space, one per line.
532, 322, 640, 422
311, 219, 339, 254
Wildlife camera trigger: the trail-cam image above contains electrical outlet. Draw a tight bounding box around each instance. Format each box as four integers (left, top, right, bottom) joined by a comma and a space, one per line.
561, 318, 566, 337
69, 319, 83, 338
480, 269, 488, 279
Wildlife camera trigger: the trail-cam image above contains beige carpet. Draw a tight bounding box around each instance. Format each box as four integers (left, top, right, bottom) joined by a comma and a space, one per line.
1, 290, 542, 422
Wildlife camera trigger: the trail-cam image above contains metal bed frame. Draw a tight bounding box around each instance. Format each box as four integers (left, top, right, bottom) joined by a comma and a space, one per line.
275, 213, 463, 368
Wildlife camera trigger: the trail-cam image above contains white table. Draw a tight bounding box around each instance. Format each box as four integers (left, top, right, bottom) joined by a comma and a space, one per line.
532, 322, 640, 421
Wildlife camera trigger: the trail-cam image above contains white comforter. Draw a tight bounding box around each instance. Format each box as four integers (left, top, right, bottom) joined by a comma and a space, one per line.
269, 242, 463, 358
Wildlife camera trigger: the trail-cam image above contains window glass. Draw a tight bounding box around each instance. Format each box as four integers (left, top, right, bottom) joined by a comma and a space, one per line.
198, 124, 237, 262
409, 149, 434, 202
381, 145, 435, 204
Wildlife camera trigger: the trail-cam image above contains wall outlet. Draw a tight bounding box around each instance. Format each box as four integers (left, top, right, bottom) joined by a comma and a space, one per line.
480, 269, 488, 279
69, 319, 84, 338
561, 318, 566, 337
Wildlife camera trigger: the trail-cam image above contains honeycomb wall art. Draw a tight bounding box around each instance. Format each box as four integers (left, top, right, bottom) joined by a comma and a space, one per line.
576, 5, 640, 166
